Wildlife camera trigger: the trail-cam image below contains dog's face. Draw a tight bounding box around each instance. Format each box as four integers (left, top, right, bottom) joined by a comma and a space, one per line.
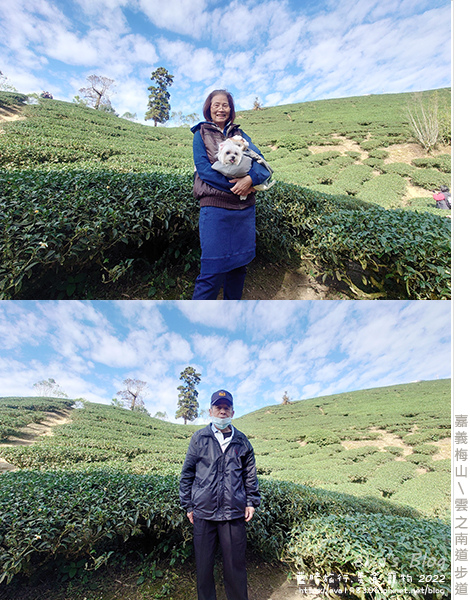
217, 139, 243, 165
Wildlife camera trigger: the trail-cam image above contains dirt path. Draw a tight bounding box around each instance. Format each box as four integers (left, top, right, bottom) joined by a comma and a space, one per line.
242, 257, 351, 300
341, 427, 451, 461
0, 104, 26, 133
0, 409, 72, 472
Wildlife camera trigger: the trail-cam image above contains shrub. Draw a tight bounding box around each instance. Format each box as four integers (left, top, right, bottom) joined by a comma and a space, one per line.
368, 149, 389, 160
404, 429, 451, 446
306, 206, 451, 299
249, 478, 418, 561
309, 150, 341, 165
367, 461, 417, 497
413, 444, 440, 455
277, 134, 308, 151
359, 173, 407, 207
360, 138, 389, 151
0, 469, 191, 584
381, 162, 414, 177
0, 169, 199, 299
0, 470, 419, 585
412, 155, 451, 173
285, 513, 450, 599
410, 168, 451, 191
363, 157, 385, 170
0, 91, 28, 107
333, 164, 375, 195
393, 471, 451, 518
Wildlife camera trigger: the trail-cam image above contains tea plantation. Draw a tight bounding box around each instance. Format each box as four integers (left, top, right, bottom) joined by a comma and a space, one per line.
0, 380, 451, 598
0, 89, 451, 300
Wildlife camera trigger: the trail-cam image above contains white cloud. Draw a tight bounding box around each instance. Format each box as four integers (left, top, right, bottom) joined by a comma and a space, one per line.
0, 0, 450, 117
0, 301, 451, 421
157, 39, 219, 82
177, 301, 244, 331
138, 0, 210, 37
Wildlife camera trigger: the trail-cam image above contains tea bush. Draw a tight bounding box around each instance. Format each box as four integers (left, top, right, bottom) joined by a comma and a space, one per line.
412, 155, 451, 173
0, 469, 424, 586
333, 164, 375, 195
285, 513, 450, 599
0, 469, 191, 584
410, 168, 451, 191
360, 173, 407, 207
0, 169, 199, 298
305, 206, 451, 299
382, 162, 415, 177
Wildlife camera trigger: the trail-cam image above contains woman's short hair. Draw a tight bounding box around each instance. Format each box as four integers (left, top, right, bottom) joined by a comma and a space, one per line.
203, 90, 236, 124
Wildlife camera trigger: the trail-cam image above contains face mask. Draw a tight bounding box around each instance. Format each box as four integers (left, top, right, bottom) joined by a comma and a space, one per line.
212, 416, 232, 430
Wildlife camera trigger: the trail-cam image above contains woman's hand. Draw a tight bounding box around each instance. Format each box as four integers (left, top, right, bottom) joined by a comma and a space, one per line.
230, 175, 255, 197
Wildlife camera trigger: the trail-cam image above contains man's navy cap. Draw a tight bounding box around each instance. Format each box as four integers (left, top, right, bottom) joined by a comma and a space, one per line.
211, 390, 233, 406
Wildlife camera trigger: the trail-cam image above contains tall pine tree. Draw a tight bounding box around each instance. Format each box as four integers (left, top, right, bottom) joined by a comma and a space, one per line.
176, 366, 201, 424
145, 67, 174, 126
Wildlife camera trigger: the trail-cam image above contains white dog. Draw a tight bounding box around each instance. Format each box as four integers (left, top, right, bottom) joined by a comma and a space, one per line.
212, 136, 274, 200
217, 138, 245, 167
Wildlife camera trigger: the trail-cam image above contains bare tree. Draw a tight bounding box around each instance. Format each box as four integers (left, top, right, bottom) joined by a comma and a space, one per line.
170, 110, 199, 127
0, 71, 18, 92
117, 378, 148, 411
33, 378, 68, 398
154, 410, 168, 420
121, 111, 137, 121
79, 75, 115, 110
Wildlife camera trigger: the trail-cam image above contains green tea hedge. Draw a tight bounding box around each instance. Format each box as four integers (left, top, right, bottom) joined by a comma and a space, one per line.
285, 513, 450, 599
0, 469, 422, 585
305, 206, 451, 299
0, 169, 199, 298
0, 170, 451, 299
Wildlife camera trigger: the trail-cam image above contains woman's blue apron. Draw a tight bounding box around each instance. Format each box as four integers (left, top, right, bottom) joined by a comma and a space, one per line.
198, 205, 256, 274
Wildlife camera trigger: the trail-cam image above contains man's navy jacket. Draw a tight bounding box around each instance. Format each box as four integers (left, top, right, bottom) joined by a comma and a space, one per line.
179, 424, 260, 521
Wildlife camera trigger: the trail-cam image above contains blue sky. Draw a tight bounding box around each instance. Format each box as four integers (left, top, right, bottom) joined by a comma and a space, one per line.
0, 300, 451, 423
0, 0, 451, 124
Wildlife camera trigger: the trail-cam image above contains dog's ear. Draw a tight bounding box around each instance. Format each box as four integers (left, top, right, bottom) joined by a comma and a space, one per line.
219, 142, 226, 150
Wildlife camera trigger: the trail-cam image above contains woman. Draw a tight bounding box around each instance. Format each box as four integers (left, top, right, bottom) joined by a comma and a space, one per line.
191, 90, 271, 300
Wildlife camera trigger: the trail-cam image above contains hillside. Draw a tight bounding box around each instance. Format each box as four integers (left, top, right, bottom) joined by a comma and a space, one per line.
0, 379, 450, 516
0, 90, 451, 300
236, 379, 451, 514
0, 380, 451, 599
0, 88, 451, 206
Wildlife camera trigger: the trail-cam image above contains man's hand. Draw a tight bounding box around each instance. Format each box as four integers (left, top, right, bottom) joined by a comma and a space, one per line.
245, 507, 255, 522
187, 511, 194, 524
229, 175, 255, 196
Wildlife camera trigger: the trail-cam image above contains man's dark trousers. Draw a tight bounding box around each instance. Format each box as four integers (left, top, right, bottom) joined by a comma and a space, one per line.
193, 516, 249, 600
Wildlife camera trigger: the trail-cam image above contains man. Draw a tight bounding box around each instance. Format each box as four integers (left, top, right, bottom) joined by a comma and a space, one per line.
179, 389, 260, 600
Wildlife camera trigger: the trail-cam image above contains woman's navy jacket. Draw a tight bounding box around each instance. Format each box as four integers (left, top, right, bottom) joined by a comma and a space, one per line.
179, 424, 261, 521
